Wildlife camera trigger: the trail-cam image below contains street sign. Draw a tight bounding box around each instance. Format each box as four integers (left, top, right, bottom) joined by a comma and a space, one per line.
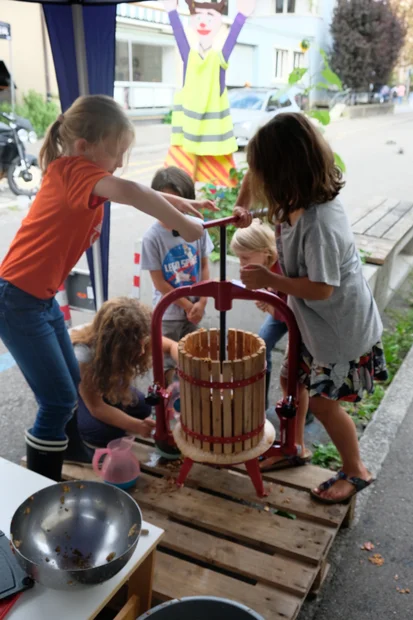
0, 22, 11, 40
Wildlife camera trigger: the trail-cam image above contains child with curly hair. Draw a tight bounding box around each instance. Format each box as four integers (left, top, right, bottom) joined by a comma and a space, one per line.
70, 297, 178, 450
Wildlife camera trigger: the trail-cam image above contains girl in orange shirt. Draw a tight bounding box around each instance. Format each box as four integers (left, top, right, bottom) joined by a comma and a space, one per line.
0, 95, 211, 480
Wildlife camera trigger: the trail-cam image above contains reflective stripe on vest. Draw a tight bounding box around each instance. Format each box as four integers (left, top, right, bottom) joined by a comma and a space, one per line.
173, 105, 231, 121
172, 128, 234, 142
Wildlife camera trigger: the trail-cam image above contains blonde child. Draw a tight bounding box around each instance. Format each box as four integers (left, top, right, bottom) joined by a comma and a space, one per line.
237, 113, 387, 504
231, 220, 287, 404
231, 220, 313, 434
0, 95, 213, 480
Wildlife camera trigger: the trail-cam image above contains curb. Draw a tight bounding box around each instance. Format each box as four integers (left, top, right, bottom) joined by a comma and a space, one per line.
131, 142, 169, 155
354, 341, 413, 523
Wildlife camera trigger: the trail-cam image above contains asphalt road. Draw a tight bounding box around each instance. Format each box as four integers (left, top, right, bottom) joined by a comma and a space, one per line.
0, 109, 413, 463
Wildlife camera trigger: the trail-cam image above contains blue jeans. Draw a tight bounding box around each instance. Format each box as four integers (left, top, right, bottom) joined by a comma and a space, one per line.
259, 314, 288, 373
77, 387, 151, 447
0, 279, 80, 440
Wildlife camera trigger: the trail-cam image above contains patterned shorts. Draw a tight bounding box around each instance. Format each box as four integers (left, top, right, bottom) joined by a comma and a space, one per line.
281, 341, 388, 402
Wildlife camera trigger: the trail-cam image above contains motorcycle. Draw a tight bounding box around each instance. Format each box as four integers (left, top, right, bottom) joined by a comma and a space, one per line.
0, 111, 41, 196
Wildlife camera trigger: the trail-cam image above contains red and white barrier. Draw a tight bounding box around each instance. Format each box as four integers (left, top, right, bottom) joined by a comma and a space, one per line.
132, 240, 142, 299
56, 283, 72, 328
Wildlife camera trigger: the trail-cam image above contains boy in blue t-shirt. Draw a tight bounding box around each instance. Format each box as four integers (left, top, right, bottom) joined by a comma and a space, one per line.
141, 167, 213, 379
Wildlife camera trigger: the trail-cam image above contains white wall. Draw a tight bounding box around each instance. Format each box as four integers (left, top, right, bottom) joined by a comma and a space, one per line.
0, 0, 58, 102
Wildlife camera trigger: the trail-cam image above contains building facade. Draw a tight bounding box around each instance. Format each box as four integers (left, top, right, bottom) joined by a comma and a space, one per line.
0, 0, 336, 112
0, 0, 58, 104
114, 0, 337, 114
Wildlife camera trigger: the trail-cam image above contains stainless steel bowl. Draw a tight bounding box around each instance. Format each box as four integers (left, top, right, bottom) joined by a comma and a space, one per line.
10, 480, 142, 590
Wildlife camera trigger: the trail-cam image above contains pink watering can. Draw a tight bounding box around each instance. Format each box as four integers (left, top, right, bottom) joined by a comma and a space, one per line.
92, 436, 140, 490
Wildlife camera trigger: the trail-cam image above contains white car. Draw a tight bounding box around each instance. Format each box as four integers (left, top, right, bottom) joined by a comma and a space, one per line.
229, 87, 306, 148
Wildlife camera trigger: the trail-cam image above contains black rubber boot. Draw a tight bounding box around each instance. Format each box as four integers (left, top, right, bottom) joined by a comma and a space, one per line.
25, 430, 67, 481
64, 410, 94, 465
265, 371, 271, 410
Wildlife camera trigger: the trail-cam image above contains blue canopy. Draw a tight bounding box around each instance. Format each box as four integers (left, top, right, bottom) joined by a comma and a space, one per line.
14, 0, 143, 309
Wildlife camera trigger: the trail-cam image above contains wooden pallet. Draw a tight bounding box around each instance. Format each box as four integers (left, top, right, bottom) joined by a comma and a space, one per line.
62, 439, 354, 620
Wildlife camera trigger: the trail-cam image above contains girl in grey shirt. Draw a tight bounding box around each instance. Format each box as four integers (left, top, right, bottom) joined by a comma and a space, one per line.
238, 113, 388, 505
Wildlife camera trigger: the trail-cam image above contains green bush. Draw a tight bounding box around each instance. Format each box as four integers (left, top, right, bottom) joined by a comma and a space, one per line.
312, 442, 342, 470
199, 167, 247, 261
163, 109, 172, 124
0, 90, 59, 137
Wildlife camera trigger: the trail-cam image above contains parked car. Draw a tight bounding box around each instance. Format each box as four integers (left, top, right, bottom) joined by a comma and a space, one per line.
229, 87, 305, 148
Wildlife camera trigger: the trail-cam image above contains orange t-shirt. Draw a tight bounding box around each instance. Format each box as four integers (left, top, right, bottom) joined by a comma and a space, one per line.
0, 156, 110, 299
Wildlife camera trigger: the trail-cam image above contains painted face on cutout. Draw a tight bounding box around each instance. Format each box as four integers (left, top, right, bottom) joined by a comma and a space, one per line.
190, 8, 222, 49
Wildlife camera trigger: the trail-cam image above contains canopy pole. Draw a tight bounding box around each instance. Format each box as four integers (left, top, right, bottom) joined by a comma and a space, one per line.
72, 3, 105, 311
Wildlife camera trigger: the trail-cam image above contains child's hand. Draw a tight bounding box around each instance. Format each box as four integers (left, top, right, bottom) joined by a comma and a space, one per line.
175, 198, 205, 219
187, 301, 205, 324
255, 300, 271, 313
194, 199, 219, 212
241, 264, 272, 290
170, 341, 179, 364
233, 207, 252, 228
134, 418, 156, 438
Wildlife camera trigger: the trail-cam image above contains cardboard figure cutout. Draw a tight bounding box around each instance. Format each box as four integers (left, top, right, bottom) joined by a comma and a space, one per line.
164, 0, 256, 186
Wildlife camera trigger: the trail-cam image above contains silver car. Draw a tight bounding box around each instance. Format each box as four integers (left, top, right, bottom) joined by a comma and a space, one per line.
229, 87, 305, 147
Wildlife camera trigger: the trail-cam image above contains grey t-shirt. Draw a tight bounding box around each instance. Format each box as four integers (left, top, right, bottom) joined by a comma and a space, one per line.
276, 198, 383, 364
141, 217, 214, 320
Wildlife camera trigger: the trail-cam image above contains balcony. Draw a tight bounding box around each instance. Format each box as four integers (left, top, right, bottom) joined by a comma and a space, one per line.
114, 81, 175, 114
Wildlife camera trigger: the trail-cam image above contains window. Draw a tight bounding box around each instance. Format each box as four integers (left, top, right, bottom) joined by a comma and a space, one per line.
115, 40, 129, 82
278, 94, 292, 108
131, 44, 162, 82
274, 49, 288, 79
293, 52, 304, 69
287, 0, 296, 12
267, 92, 292, 110
229, 90, 266, 110
275, 0, 284, 12
267, 94, 280, 110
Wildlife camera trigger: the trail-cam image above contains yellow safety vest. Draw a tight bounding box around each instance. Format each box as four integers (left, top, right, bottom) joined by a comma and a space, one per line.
171, 49, 237, 157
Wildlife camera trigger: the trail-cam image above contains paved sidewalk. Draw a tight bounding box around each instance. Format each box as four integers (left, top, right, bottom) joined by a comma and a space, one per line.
299, 402, 413, 620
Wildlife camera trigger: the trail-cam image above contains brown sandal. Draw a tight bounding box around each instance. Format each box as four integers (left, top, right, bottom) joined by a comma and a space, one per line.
259, 450, 312, 472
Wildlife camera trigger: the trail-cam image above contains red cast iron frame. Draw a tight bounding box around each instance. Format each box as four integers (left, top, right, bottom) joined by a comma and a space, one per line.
149, 214, 302, 489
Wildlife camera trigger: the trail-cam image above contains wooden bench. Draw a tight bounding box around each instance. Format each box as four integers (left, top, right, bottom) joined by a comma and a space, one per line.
352, 197, 413, 311
62, 438, 355, 620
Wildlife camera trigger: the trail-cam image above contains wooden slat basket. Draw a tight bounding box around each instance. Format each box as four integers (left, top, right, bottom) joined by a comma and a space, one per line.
177, 328, 266, 456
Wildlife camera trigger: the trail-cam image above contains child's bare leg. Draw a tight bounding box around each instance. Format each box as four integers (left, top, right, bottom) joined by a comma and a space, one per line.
280, 377, 309, 456
310, 396, 371, 501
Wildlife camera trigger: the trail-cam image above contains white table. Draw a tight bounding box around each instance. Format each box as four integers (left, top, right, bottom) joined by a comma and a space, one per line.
0, 457, 164, 620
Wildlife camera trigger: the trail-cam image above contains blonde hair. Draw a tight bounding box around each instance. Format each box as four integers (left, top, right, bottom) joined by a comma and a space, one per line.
230, 218, 277, 268
39, 95, 134, 174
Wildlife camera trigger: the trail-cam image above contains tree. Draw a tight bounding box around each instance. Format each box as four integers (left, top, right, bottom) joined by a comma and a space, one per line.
390, 0, 413, 69
331, 0, 406, 90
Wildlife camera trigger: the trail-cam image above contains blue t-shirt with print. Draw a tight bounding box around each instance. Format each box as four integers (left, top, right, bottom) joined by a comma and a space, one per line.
141, 217, 214, 320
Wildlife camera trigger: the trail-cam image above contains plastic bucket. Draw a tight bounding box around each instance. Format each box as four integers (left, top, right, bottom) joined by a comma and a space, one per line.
137, 597, 265, 619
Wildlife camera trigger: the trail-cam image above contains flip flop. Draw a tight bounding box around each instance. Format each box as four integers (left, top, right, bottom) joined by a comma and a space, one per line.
259, 450, 313, 472
310, 470, 374, 505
